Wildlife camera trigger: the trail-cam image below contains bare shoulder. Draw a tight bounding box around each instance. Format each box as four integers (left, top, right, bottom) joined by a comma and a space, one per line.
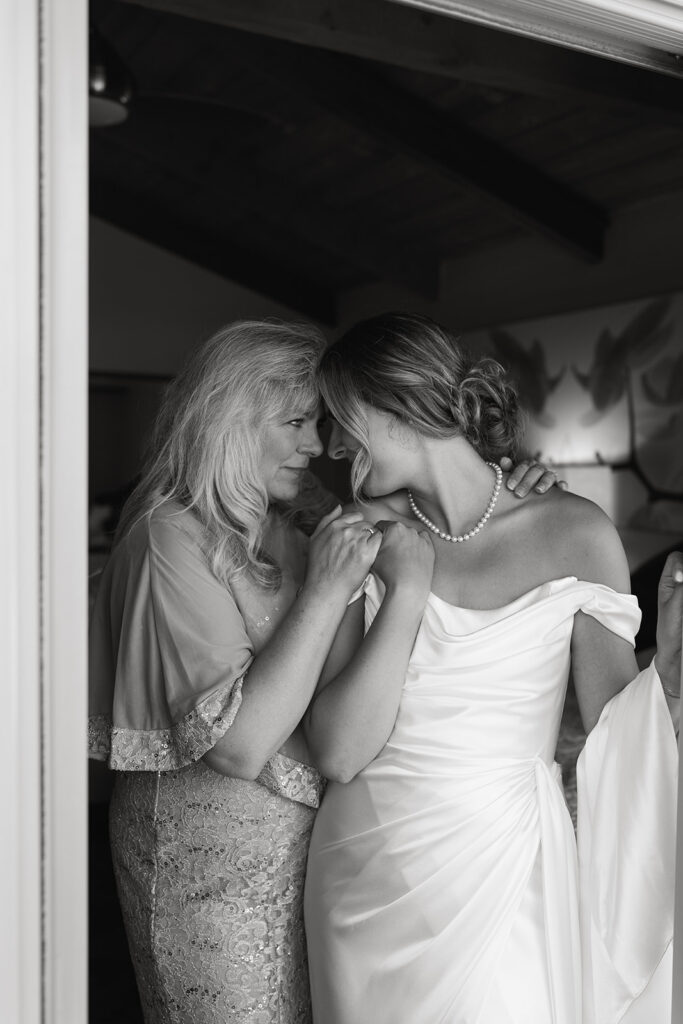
530, 488, 630, 592
342, 490, 411, 526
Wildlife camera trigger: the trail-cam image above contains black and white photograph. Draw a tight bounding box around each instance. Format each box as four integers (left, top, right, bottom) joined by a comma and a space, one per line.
2, 2, 683, 1023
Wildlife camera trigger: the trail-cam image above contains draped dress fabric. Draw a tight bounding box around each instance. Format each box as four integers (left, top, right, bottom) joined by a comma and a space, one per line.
89, 502, 324, 1024
304, 575, 677, 1024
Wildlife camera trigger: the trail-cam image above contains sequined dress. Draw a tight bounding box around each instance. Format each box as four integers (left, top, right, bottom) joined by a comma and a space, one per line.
109, 754, 322, 1024
89, 502, 324, 1024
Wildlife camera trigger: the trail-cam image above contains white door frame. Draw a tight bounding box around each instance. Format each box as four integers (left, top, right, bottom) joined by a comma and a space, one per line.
389, 0, 683, 73
0, 1, 88, 1022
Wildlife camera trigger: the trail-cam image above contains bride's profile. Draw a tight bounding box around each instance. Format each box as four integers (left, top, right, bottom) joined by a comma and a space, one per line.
303, 312, 681, 1024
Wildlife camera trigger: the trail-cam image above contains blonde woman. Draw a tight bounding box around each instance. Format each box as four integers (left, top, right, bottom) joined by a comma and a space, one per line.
303, 313, 681, 1024
88, 319, 559, 1024
88, 321, 383, 1024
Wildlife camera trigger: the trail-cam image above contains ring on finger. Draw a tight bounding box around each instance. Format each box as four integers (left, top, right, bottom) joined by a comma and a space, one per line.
360, 525, 376, 535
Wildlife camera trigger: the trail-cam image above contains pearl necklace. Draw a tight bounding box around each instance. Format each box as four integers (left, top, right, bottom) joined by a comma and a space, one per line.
407, 462, 503, 543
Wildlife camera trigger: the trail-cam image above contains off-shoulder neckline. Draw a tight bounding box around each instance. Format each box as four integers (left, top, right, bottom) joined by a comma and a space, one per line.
421, 576, 635, 615
425, 575, 579, 614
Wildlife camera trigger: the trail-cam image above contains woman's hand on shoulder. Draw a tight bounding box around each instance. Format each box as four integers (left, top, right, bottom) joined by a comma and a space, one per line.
304, 504, 382, 600
655, 551, 683, 697
500, 455, 567, 497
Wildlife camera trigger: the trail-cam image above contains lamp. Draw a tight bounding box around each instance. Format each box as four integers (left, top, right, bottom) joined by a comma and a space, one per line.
89, 28, 134, 127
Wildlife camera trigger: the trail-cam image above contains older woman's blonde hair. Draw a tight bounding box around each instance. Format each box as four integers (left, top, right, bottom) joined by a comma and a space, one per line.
318, 312, 523, 501
116, 319, 328, 588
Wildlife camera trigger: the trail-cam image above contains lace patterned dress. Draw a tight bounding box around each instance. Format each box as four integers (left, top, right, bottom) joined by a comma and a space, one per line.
89, 502, 324, 1024
109, 755, 322, 1024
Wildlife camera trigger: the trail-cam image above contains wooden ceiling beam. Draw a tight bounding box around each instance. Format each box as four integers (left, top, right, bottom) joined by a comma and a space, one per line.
181, 28, 609, 260
90, 178, 338, 323
119, 0, 683, 126
92, 130, 438, 298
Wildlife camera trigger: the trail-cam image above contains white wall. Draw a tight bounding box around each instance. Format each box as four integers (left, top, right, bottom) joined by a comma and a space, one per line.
90, 217, 312, 375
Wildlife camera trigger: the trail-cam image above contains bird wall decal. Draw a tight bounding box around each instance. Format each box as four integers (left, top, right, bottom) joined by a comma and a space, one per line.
640, 352, 683, 407
488, 329, 564, 427
571, 297, 674, 425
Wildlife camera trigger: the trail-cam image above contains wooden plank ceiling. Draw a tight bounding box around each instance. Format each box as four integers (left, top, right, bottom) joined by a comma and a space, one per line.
91, 0, 683, 322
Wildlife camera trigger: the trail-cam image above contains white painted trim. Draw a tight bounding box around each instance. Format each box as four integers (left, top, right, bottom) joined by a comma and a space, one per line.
388, 0, 683, 73
674, 654, 683, 1023
0, 1, 88, 1023
40, 0, 89, 1021
0, 2, 42, 1022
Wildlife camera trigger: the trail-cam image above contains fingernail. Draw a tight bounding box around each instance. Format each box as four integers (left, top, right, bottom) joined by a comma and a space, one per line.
674, 568, 683, 584
515, 488, 525, 497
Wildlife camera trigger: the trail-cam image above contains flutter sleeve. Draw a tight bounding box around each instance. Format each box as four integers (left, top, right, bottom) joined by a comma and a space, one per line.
575, 584, 678, 1023
89, 508, 253, 771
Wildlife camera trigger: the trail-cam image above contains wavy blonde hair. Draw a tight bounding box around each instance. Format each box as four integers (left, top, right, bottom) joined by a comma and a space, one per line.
318, 312, 523, 501
116, 319, 327, 588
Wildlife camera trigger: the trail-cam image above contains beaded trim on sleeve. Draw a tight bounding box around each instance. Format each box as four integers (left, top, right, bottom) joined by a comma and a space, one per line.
257, 752, 327, 810
88, 674, 245, 772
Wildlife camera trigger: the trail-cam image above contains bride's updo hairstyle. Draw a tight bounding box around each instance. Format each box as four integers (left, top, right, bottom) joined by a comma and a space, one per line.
318, 312, 523, 500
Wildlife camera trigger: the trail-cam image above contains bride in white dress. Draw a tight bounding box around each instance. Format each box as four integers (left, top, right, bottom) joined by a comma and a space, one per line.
302, 313, 681, 1024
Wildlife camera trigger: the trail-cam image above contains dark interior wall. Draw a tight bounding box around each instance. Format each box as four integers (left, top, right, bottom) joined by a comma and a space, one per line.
90, 216, 310, 375
89, 377, 167, 500
89, 217, 352, 507
92, 187, 683, 382
337, 190, 683, 334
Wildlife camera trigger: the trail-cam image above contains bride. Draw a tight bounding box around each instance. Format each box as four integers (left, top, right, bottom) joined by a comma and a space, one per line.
303, 312, 681, 1024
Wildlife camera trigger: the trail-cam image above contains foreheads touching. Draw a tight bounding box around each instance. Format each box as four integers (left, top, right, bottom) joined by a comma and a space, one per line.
318, 312, 523, 498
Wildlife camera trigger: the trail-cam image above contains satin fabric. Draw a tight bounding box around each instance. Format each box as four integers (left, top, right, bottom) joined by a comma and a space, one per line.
578, 660, 677, 1023
304, 576, 677, 1024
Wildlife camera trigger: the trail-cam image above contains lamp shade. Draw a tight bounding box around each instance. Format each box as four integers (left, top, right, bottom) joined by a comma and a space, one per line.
89, 28, 134, 127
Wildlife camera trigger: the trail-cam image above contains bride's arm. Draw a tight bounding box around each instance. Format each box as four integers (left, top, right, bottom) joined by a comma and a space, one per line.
303, 520, 434, 782
570, 511, 681, 734
571, 614, 640, 734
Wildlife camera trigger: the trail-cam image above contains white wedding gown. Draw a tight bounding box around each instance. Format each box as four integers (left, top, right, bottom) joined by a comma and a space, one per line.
304, 576, 677, 1024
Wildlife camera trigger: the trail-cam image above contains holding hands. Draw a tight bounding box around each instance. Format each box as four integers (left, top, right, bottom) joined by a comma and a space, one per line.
306, 505, 382, 600
372, 520, 435, 606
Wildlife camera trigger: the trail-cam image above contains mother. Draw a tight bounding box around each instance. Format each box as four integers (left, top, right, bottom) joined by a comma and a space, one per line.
89, 320, 382, 1024
89, 318, 554, 1024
